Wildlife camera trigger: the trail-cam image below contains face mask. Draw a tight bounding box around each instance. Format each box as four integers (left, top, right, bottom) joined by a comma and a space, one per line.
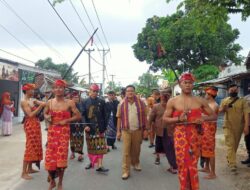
229, 92, 238, 98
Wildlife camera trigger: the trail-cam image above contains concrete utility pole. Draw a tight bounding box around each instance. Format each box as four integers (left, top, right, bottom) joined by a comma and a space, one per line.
84, 48, 95, 86
110, 74, 115, 89
99, 49, 110, 95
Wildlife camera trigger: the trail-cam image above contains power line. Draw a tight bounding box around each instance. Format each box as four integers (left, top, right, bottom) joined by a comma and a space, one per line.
0, 0, 64, 60
78, 69, 102, 77
80, 0, 104, 49
0, 23, 37, 57
69, 0, 102, 59
47, 0, 82, 47
0, 48, 35, 64
91, 0, 110, 50
47, 0, 103, 66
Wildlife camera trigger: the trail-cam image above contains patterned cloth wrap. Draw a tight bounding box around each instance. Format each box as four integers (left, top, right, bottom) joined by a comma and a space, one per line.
45, 110, 71, 178
23, 106, 43, 168
173, 109, 202, 190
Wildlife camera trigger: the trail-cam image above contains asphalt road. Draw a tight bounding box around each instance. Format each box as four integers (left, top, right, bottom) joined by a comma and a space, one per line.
0, 123, 236, 190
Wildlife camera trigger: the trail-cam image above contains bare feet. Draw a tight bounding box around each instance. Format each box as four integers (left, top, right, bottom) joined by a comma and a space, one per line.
57, 183, 63, 190
28, 169, 39, 174
199, 168, 210, 173
21, 173, 33, 180
48, 180, 56, 190
204, 174, 217, 180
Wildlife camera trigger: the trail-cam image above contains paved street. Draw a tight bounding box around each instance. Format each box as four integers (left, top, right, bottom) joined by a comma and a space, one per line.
0, 122, 244, 190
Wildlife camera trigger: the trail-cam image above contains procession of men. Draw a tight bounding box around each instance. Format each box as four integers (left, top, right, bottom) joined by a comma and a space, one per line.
1, 72, 250, 190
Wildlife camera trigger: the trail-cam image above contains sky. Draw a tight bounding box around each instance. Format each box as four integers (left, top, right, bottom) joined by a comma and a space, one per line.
0, 0, 249, 87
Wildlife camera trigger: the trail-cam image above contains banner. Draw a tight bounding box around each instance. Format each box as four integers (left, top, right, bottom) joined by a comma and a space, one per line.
0, 62, 18, 81
20, 70, 35, 84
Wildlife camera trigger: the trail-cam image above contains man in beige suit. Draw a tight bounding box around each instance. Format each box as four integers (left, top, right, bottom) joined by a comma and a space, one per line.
117, 85, 147, 180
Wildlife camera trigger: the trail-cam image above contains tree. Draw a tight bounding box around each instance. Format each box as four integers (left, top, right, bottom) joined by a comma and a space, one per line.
134, 72, 159, 97
161, 69, 179, 84
167, 0, 250, 21
52, 0, 65, 6
105, 81, 123, 94
79, 77, 88, 87
193, 64, 219, 82
132, 8, 243, 75
35, 57, 79, 83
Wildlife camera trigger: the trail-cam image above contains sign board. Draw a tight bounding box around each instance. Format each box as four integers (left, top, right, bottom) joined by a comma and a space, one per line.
0, 62, 19, 81
20, 70, 35, 84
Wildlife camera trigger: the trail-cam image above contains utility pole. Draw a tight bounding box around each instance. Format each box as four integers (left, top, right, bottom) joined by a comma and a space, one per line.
99, 49, 110, 95
84, 48, 95, 86
110, 74, 115, 89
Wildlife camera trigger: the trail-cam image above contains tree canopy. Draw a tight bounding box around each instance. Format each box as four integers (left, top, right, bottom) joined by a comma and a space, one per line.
132, 7, 243, 74
167, 0, 250, 21
105, 81, 123, 94
35, 57, 79, 83
133, 72, 159, 97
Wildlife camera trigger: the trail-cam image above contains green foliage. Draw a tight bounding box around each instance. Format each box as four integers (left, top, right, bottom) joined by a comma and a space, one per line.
161, 69, 179, 84
167, 0, 250, 20
193, 64, 219, 82
79, 77, 87, 87
105, 81, 123, 94
133, 72, 159, 97
132, 5, 243, 76
35, 57, 79, 83
52, 0, 65, 6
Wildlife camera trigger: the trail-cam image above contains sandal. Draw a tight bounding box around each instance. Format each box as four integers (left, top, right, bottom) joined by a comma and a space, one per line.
154, 158, 160, 165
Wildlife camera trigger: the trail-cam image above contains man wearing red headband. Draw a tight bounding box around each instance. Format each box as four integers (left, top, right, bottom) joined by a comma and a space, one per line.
82, 84, 109, 173
199, 86, 219, 179
163, 73, 216, 190
0, 92, 14, 136
20, 83, 46, 180
44, 80, 81, 190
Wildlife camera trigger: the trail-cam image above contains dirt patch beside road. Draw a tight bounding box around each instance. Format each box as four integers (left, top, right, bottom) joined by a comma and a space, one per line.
215, 129, 250, 190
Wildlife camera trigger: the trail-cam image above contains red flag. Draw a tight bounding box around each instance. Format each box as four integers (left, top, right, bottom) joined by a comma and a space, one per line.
90, 36, 94, 46
157, 43, 165, 58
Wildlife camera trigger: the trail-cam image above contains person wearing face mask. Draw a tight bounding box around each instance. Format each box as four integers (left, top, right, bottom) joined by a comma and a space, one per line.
219, 83, 250, 173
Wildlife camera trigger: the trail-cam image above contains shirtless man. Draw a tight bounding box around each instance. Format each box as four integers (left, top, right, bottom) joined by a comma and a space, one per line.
21, 83, 46, 180
163, 73, 216, 190
200, 86, 219, 179
44, 80, 81, 190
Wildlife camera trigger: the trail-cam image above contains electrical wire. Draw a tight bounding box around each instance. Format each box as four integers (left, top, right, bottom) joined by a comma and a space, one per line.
80, 0, 104, 49
0, 48, 35, 64
47, 0, 103, 66
91, 0, 110, 50
0, 0, 64, 60
69, 0, 102, 59
0, 23, 38, 57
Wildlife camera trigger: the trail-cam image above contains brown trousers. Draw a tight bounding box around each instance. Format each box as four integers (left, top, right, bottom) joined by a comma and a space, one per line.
122, 129, 142, 174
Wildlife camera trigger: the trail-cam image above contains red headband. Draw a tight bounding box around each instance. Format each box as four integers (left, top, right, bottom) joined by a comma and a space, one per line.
179, 73, 195, 83
90, 84, 100, 91
54, 80, 67, 87
22, 83, 36, 91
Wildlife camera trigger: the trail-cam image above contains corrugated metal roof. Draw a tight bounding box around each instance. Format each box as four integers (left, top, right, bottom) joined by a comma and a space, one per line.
198, 71, 250, 85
